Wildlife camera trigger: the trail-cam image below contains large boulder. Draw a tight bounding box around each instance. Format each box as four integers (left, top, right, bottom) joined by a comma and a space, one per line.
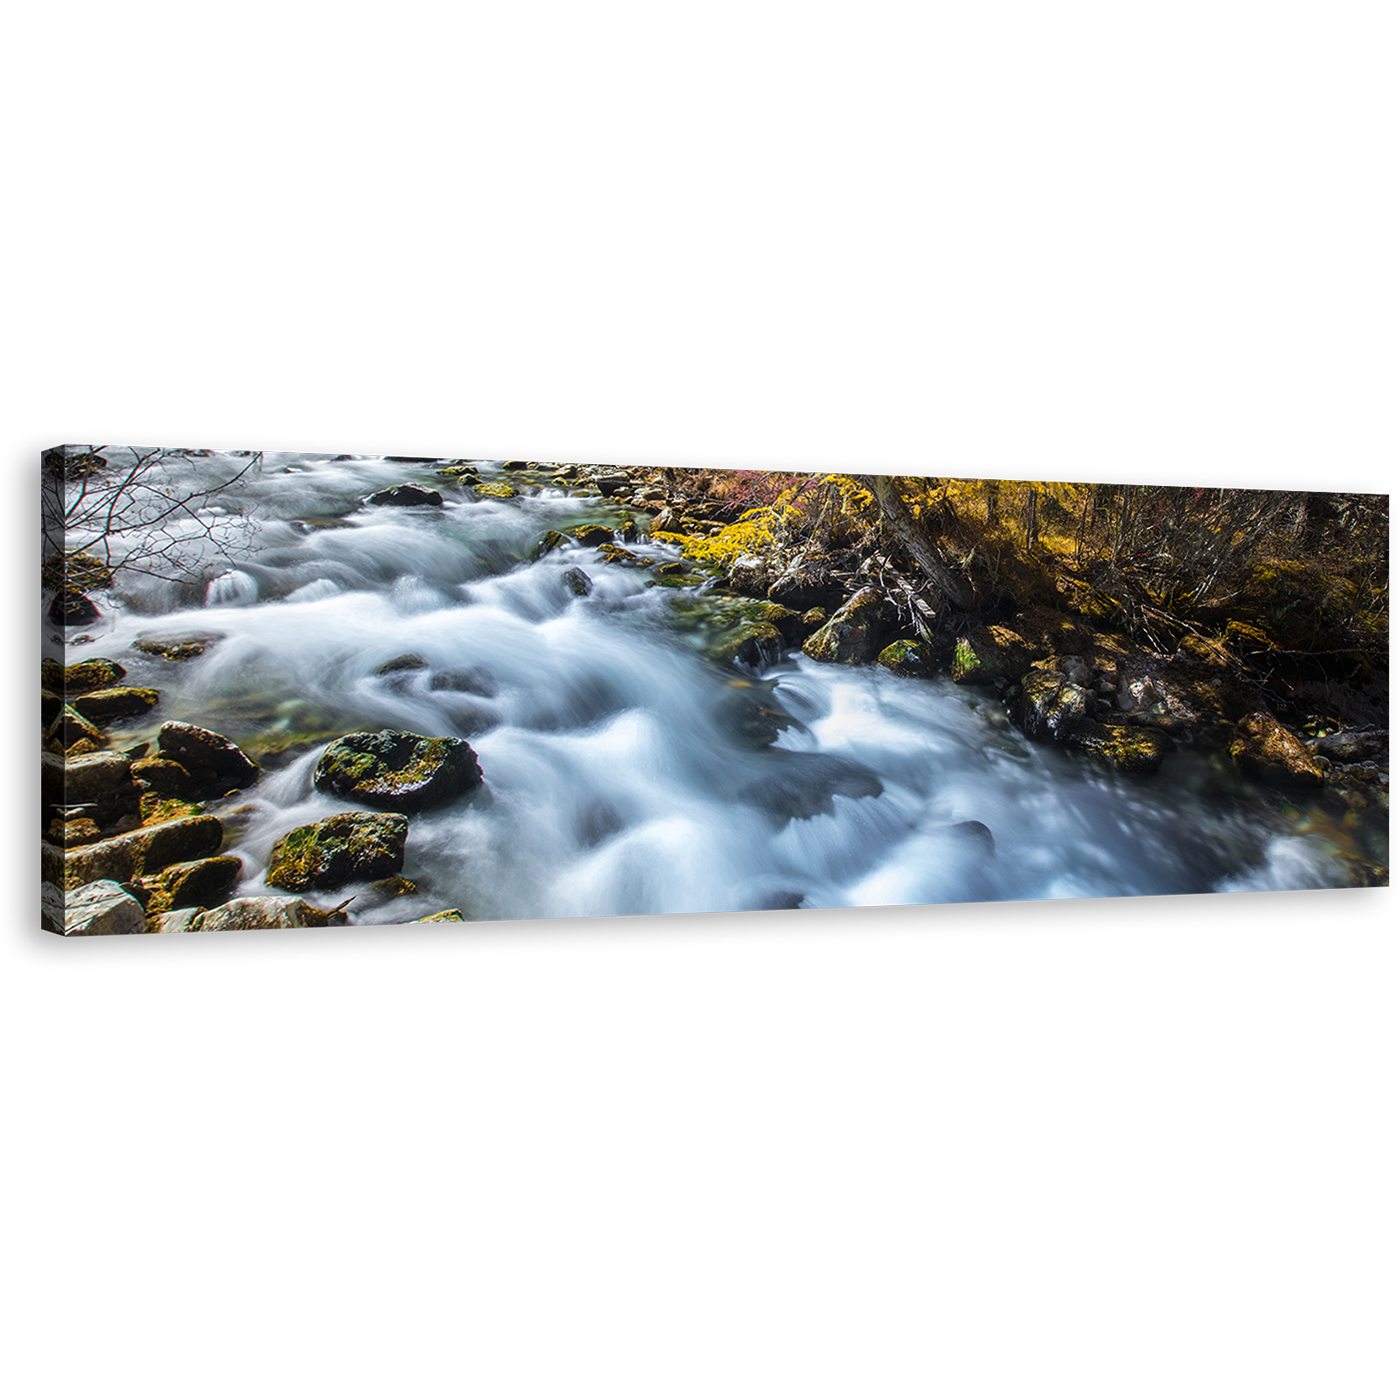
148, 896, 351, 934
801, 587, 893, 666
1230, 713, 1325, 788
951, 626, 1034, 686
367, 482, 443, 507
59, 815, 224, 888
157, 722, 260, 793
313, 731, 483, 813
57, 880, 147, 937
266, 811, 409, 892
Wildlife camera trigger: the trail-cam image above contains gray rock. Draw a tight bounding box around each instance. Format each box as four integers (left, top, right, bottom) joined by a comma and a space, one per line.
60, 880, 147, 937
1309, 729, 1387, 763
147, 896, 351, 933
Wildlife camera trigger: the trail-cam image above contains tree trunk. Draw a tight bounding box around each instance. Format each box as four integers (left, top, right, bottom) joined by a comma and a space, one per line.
871, 476, 975, 611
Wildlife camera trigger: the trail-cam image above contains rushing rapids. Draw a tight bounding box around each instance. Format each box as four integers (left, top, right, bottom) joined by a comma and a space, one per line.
50, 451, 1377, 926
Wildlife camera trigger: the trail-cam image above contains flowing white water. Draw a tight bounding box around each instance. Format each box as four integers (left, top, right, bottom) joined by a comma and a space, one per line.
63, 450, 1365, 923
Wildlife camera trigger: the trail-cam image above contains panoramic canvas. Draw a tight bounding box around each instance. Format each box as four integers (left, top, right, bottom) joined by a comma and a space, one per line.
40, 446, 1389, 935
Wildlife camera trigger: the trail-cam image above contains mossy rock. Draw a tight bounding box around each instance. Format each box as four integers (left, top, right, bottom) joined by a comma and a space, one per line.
801, 587, 891, 666
572, 524, 613, 547
1229, 713, 1324, 788
562, 567, 593, 597
1068, 722, 1170, 774
597, 542, 650, 568
409, 909, 466, 923
139, 855, 243, 916
266, 811, 409, 892
951, 626, 1033, 686
313, 730, 483, 812
533, 530, 568, 560
46, 657, 126, 693
1224, 620, 1276, 657
42, 552, 113, 592
46, 705, 107, 752
475, 481, 518, 500
70, 686, 160, 722
132, 634, 221, 661
877, 639, 938, 678
375, 652, 428, 675
61, 814, 224, 889
1006, 669, 1089, 743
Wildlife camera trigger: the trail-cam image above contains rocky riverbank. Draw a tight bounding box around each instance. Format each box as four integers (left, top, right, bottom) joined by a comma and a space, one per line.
42, 457, 1389, 933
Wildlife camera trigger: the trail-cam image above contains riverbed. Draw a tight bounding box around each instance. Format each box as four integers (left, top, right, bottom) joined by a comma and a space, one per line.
59, 449, 1374, 923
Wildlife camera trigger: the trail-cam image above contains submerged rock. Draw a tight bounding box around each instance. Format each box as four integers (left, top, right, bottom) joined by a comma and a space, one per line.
716, 681, 800, 748
49, 589, 100, 625
266, 811, 409, 892
375, 652, 428, 675
739, 752, 884, 823
132, 633, 221, 661
562, 567, 594, 597
313, 730, 483, 812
